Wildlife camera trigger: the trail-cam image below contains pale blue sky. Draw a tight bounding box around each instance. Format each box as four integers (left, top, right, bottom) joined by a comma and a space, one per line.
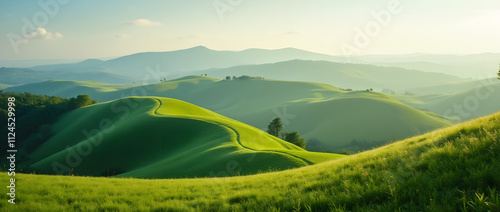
1, 0, 499, 60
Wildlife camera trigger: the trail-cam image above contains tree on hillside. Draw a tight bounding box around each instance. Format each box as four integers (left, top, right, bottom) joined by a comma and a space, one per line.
71, 94, 94, 109
225, 76, 231, 80
0, 92, 98, 157
280, 131, 289, 140
381, 88, 395, 94
284, 131, 306, 149
267, 118, 283, 137
237, 75, 252, 80
497, 64, 499, 79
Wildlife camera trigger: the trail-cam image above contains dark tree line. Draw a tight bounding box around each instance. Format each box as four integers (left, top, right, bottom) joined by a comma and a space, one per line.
225, 75, 264, 80
0, 91, 97, 156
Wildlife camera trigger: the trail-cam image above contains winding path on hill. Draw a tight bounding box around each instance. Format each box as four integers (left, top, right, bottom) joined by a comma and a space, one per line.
152, 98, 313, 165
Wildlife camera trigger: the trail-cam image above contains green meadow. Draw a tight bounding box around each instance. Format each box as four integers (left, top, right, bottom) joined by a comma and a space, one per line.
2, 111, 499, 211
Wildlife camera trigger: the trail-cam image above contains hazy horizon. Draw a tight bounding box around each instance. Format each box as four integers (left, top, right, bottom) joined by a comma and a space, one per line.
2, 45, 500, 62
1, 0, 500, 60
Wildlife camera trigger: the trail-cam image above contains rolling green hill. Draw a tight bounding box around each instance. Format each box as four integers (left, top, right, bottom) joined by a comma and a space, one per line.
7, 76, 453, 151
19, 97, 342, 178
279, 91, 452, 151
2, 111, 499, 211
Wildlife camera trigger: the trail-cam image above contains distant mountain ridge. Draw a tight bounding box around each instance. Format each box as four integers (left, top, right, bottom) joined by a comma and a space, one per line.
0, 46, 343, 85
3, 46, 497, 87
29, 46, 342, 79
2, 46, 496, 88
353, 52, 500, 78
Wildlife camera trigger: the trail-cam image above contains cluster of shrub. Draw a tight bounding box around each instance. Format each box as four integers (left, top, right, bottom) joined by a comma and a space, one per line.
0, 92, 97, 158
381, 88, 415, 95
339, 88, 373, 92
224, 75, 265, 80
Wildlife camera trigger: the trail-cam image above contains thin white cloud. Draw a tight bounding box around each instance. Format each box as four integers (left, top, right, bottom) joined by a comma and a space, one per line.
176, 35, 199, 40
126, 19, 162, 26
25, 27, 63, 39
115, 33, 129, 38
284, 31, 301, 36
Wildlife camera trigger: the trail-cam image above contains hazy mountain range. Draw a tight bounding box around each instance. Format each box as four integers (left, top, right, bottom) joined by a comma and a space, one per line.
2, 46, 498, 88
352, 53, 500, 78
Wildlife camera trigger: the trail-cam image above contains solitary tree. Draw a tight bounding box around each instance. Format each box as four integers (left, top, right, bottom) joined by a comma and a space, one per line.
71, 94, 93, 109
284, 131, 306, 149
267, 118, 283, 137
497, 64, 500, 79
225, 76, 231, 80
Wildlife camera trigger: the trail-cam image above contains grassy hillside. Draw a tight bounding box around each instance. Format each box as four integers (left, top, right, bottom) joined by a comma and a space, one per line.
280, 91, 452, 151
19, 97, 342, 178
7, 76, 453, 151
2, 111, 499, 211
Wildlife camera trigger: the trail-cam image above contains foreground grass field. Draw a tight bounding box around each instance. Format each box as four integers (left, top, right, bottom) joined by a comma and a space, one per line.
2, 111, 499, 211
